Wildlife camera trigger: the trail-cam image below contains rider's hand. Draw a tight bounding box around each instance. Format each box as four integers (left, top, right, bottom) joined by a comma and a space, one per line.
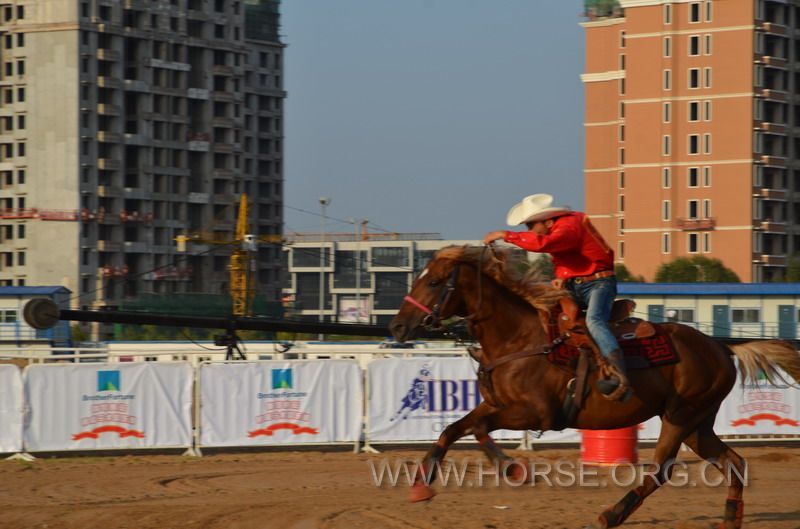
483, 231, 506, 245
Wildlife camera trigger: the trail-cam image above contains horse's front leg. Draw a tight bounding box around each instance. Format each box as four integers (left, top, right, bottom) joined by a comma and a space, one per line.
410, 401, 496, 502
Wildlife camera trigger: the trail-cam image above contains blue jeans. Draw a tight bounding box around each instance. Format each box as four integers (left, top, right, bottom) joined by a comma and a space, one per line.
566, 276, 620, 358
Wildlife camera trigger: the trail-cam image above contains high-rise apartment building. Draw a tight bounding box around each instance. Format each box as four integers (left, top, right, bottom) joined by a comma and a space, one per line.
583, 0, 796, 282
0, 0, 285, 307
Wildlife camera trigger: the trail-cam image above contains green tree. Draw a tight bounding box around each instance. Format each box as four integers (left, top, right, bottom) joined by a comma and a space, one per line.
655, 255, 740, 283
614, 264, 645, 282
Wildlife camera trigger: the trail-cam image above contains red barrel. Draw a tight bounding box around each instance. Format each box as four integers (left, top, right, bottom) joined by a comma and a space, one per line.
580, 426, 638, 465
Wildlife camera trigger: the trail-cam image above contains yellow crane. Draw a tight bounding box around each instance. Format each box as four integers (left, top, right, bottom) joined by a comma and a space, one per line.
175, 194, 281, 317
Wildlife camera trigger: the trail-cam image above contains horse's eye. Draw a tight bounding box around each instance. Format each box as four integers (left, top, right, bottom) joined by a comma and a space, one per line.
428, 279, 441, 287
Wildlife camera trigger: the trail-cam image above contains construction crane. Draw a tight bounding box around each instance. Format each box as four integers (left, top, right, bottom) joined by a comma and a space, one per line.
175, 194, 281, 317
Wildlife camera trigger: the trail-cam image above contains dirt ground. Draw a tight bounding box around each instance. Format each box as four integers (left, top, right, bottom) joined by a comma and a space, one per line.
0, 445, 798, 529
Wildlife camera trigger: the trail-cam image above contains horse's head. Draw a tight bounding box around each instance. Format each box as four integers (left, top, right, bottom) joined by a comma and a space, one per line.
389, 246, 472, 342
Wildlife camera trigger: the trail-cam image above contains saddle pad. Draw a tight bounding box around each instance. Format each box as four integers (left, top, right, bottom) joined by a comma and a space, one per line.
547, 328, 679, 370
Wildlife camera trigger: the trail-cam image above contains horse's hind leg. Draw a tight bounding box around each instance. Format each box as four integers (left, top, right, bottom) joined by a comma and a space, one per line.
409, 401, 496, 502
682, 418, 747, 529
588, 418, 692, 529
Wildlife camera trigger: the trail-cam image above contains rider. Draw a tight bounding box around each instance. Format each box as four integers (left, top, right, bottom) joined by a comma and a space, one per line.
483, 193, 630, 399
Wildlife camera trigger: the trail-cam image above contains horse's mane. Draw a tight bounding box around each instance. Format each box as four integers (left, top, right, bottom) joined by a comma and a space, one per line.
435, 245, 569, 311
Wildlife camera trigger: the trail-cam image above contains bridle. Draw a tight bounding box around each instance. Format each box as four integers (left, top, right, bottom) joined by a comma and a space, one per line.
402, 247, 489, 332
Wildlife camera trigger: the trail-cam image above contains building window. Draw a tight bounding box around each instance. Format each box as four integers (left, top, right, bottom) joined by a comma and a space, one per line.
619, 148, 625, 164
618, 194, 625, 212
619, 101, 625, 118
662, 200, 671, 221
688, 167, 699, 187
17, 224, 24, 239
704, 67, 712, 88
705, 1, 713, 22
732, 309, 760, 324
619, 124, 625, 142
664, 69, 672, 90
618, 171, 625, 189
618, 218, 625, 235
704, 34, 712, 55
703, 166, 712, 187
664, 3, 672, 24
618, 78, 625, 95
17, 251, 24, 266
754, 65, 764, 87
754, 131, 763, 153
703, 100, 712, 121
689, 68, 700, 89
689, 134, 700, 154
662, 167, 671, 188
620, 30, 626, 48
688, 101, 700, 121
688, 233, 699, 253
663, 135, 671, 156
703, 199, 712, 218
689, 35, 700, 56
690, 2, 701, 23
666, 309, 695, 323
688, 199, 699, 219
662, 233, 671, 254
618, 241, 625, 259
703, 133, 712, 154
619, 54, 626, 70
663, 36, 672, 57
703, 232, 712, 252
663, 102, 671, 123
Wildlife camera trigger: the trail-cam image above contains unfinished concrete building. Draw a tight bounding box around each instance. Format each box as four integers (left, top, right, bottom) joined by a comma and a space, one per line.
0, 0, 285, 310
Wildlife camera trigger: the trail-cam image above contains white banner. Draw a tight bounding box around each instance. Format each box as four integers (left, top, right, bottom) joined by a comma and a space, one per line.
0, 365, 23, 452
199, 360, 362, 446
715, 367, 800, 436
367, 357, 522, 442
23, 363, 193, 451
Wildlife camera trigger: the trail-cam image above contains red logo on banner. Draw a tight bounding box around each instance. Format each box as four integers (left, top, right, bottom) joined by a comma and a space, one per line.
72, 425, 146, 440
248, 422, 319, 437
731, 413, 800, 428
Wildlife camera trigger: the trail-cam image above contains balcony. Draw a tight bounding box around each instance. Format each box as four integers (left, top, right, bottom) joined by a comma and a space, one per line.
757, 88, 788, 102
123, 241, 149, 253
761, 22, 788, 35
212, 65, 234, 76
755, 121, 788, 134
756, 54, 788, 69
188, 192, 210, 203
754, 254, 788, 267
758, 155, 787, 167
96, 131, 122, 143
97, 103, 121, 116
149, 58, 191, 72
97, 158, 121, 170
97, 76, 123, 89
97, 185, 122, 197
124, 79, 149, 92
97, 49, 120, 61
753, 187, 788, 200
676, 218, 716, 231
756, 220, 787, 233
97, 240, 122, 252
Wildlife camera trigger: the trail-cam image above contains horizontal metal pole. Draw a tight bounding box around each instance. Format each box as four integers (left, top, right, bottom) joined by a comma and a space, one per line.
56, 308, 448, 339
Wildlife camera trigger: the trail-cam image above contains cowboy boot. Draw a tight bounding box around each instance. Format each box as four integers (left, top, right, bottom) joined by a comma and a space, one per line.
596, 349, 632, 401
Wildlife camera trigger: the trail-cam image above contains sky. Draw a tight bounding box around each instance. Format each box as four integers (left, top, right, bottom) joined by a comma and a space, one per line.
280, 1, 586, 240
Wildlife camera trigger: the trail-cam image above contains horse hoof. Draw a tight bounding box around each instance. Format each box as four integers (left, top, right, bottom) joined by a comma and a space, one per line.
409, 483, 436, 503
505, 457, 532, 484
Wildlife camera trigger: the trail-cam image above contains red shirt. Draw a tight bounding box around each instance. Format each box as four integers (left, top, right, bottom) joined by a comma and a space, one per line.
503, 212, 614, 279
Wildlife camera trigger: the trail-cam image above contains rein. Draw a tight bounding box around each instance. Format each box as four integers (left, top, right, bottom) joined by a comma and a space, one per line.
402, 246, 490, 332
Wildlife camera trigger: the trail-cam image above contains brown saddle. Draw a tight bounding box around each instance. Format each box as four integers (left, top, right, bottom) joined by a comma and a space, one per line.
549, 297, 656, 346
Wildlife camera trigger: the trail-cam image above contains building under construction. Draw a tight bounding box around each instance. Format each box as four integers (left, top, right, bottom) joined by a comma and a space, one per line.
0, 0, 285, 309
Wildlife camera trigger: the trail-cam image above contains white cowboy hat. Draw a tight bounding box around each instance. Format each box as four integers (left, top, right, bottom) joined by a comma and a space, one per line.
506, 194, 571, 226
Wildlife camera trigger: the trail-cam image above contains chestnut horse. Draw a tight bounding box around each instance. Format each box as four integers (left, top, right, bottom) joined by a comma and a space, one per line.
389, 246, 800, 529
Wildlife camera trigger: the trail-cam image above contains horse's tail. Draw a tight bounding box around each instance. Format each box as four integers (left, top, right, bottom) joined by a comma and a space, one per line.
727, 339, 800, 387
